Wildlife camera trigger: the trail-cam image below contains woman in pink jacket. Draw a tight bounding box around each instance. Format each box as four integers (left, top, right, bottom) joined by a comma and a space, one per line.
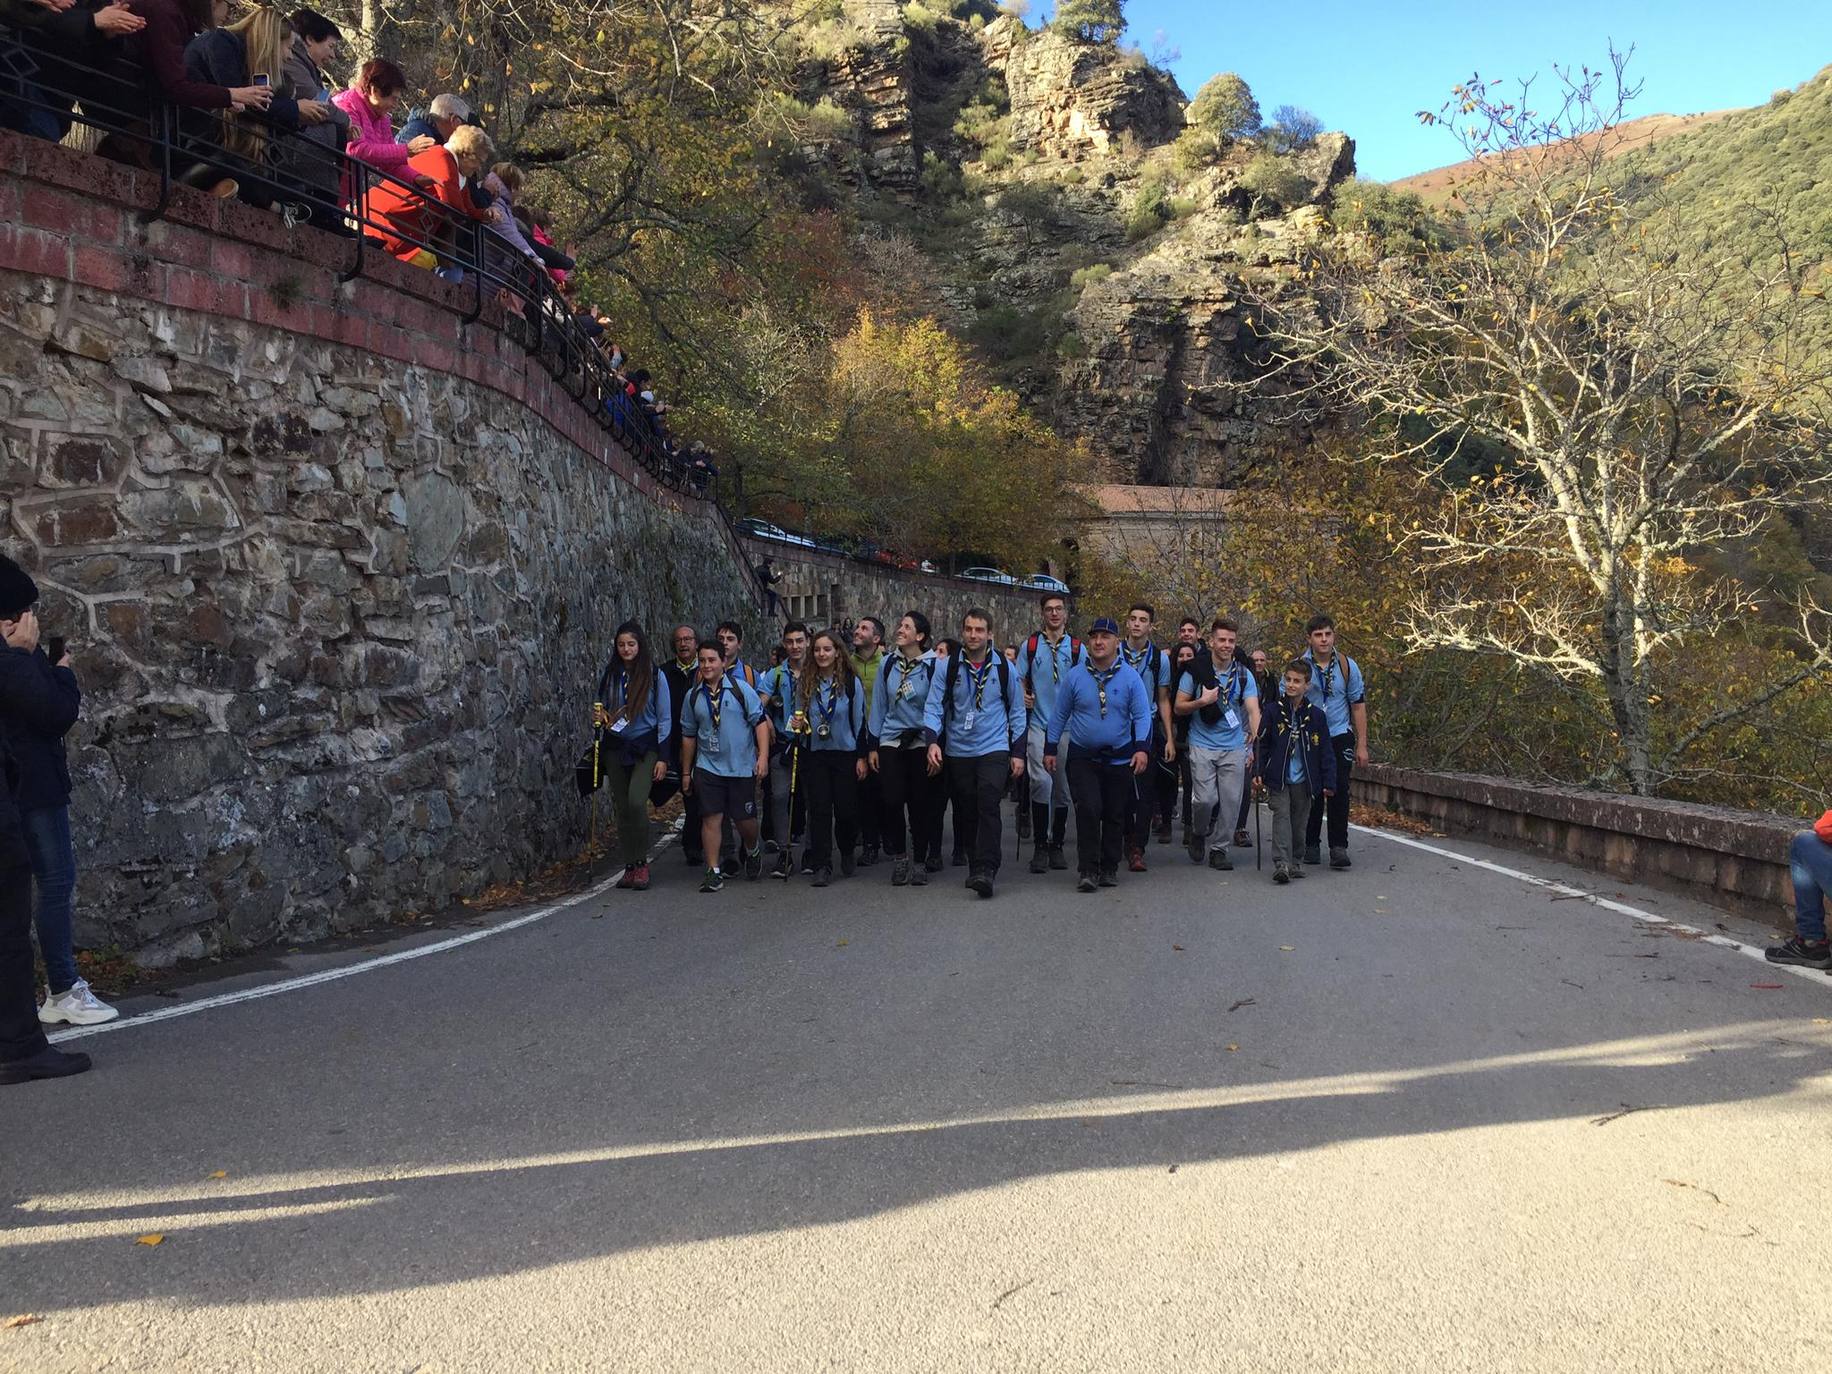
331, 57, 425, 184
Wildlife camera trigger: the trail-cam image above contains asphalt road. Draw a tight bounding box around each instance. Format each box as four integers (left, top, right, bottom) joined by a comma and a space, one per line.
4, 816, 1830, 1373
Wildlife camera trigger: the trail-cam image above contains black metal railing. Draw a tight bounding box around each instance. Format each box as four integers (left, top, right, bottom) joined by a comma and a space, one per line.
0, 18, 757, 559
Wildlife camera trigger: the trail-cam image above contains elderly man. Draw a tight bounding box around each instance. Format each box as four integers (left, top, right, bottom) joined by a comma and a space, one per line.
398, 91, 473, 152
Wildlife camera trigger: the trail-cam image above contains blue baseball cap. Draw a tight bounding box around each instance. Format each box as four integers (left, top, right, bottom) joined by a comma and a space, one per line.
1088, 617, 1121, 636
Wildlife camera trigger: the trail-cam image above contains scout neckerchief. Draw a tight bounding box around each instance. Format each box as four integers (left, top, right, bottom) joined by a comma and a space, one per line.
813, 675, 840, 739
1311, 649, 1340, 701
1090, 661, 1121, 717
890, 651, 926, 702
1042, 630, 1068, 684
1121, 639, 1156, 680
963, 654, 994, 710
701, 677, 726, 733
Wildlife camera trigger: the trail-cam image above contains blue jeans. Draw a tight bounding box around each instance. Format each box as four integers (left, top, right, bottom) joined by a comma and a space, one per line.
21, 805, 77, 994
1791, 830, 1832, 944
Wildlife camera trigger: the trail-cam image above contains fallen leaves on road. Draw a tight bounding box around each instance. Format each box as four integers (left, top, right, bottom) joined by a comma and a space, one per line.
1172, 944, 1184, 952
1750, 983, 1784, 990
134, 1234, 165, 1247
207, 1170, 227, 1180
1225, 1043, 1239, 1052
1279, 945, 1295, 952
4, 1315, 43, 1329
1663, 1179, 1724, 1205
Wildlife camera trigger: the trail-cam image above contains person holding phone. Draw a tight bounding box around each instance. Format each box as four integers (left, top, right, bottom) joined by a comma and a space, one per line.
0, 554, 96, 1084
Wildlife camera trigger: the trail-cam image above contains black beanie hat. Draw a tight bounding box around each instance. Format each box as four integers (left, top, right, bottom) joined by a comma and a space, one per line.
0, 553, 39, 620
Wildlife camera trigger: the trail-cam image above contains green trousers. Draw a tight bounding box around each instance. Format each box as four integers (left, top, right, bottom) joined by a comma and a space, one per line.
602, 750, 657, 866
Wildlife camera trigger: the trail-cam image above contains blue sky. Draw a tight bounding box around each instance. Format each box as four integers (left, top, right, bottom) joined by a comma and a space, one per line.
1034, 1, 1832, 181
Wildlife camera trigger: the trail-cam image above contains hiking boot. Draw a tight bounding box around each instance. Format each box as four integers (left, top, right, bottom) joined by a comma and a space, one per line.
1330, 847, 1351, 869
1128, 846, 1147, 874
1273, 862, 1290, 885
1030, 847, 1050, 875
700, 867, 725, 893
1187, 830, 1206, 864
1765, 937, 1832, 970
630, 864, 651, 891
1154, 820, 1172, 845
1289, 863, 1307, 880
1077, 873, 1098, 893
911, 862, 930, 887
743, 847, 764, 881
616, 867, 637, 889
36, 979, 118, 1027
1302, 844, 1322, 865
925, 853, 944, 873
1097, 870, 1118, 888
858, 846, 879, 868
1181, 824, 1193, 848
840, 851, 856, 878
951, 848, 968, 868
812, 866, 832, 888
1208, 848, 1234, 872
0, 1046, 93, 1086
772, 851, 793, 880
968, 871, 994, 898
892, 856, 912, 886
1233, 829, 1251, 849
1048, 846, 1068, 871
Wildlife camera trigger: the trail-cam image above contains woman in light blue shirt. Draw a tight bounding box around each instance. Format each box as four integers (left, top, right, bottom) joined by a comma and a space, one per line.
799, 629, 867, 886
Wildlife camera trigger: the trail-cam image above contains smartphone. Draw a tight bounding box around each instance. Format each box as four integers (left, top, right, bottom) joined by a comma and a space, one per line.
45, 636, 66, 663
252, 72, 270, 88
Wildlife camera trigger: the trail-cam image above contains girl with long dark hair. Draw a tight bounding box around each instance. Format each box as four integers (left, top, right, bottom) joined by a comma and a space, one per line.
866, 611, 941, 887
595, 621, 670, 891
798, 630, 865, 886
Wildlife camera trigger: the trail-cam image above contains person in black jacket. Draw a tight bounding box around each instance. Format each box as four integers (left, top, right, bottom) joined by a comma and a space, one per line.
0, 555, 92, 1084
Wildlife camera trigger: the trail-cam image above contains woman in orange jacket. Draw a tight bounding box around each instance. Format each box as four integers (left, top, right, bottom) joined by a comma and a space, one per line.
363, 123, 494, 274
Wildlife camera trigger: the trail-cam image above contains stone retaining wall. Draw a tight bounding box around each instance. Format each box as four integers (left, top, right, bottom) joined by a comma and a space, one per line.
1357, 763, 1801, 926
738, 539, 1041, 644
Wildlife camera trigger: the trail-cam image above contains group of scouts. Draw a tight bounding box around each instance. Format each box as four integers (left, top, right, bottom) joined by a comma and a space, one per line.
585, 596, 1370, 898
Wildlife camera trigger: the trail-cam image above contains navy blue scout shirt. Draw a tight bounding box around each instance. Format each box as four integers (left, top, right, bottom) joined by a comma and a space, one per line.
1046, 660, 1153, 764
680, 675, 765, 778
867, 651, 938, 744
803, 675, 866, 755
1015, 632, 1082, 727
922, 653, 1026, 759
1301, 649, 1366, 738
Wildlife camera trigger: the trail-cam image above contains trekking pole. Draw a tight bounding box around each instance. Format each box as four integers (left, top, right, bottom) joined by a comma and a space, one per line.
590, 700, 603, 883
1254, 782, 1262, 871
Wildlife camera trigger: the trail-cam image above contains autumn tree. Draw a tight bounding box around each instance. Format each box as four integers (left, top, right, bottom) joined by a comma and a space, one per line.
1244, 51, 1832, 796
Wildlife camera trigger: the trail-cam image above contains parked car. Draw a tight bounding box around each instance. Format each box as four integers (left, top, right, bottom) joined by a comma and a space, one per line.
1021, 573, 1071, 595
960, 566, 1018, 586
918, 560, 938, 574
736, 518, 815, 549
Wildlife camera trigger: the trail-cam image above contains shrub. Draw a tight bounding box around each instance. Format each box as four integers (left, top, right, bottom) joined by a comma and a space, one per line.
1187, 73, 1260, 140
969, 303, 1055, 361
920, 150, 965, 200
1328, 179, 1451, 253
1171, 126, 1223, 173
902, 1, 946, 34
1069, 262, 1113, 290
1051, 0, 1125, 44
1240, 152, 1308, 213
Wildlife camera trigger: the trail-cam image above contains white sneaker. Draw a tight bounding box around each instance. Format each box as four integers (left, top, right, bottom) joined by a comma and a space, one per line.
38, 979, 119, 1026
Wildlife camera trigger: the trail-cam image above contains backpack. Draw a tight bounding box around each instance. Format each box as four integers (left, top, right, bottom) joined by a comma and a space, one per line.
943, 653, 1014, 729
1023, 632, 1083, 698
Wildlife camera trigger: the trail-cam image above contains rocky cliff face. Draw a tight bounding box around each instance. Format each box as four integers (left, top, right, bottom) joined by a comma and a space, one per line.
804, 10, 1357, 488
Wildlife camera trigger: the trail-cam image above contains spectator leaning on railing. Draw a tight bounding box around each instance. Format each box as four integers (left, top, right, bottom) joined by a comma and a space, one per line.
273, 4, 346, 232
0, 0, 146, 142
364, 120, 493, 280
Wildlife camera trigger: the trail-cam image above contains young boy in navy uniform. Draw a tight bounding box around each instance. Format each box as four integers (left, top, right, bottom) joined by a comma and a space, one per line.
1254, 659, 1337, 885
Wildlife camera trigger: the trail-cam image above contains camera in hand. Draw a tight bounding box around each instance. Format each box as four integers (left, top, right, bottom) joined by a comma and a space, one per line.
45, 635, 65, 663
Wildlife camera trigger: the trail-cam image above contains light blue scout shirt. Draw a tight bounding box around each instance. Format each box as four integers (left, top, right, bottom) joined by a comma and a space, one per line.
868, 651, 938, 744
1119, 640, 1171, 698
803, 675, 865, 754
680, 674, 765, 778
597, 665, 673, 752
1302, 649, 1365, 738
1177, 661, 1259, 753
1046, 659, 1152, 764
1015, 631, 1083, 727
759, 660, 806, 736
1287, 716, 1310, 784
922, 651, 1026, 758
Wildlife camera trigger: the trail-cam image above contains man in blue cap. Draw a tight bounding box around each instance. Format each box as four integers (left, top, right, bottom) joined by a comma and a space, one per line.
1044, 617, 1153, 892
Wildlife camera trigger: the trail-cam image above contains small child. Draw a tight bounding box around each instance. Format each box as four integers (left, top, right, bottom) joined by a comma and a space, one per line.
1253, 660, 1338, 884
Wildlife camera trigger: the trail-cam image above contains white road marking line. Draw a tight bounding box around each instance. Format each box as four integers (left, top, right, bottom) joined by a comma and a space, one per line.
1351, 823, 1832, 991
48, 825, 681, 1044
